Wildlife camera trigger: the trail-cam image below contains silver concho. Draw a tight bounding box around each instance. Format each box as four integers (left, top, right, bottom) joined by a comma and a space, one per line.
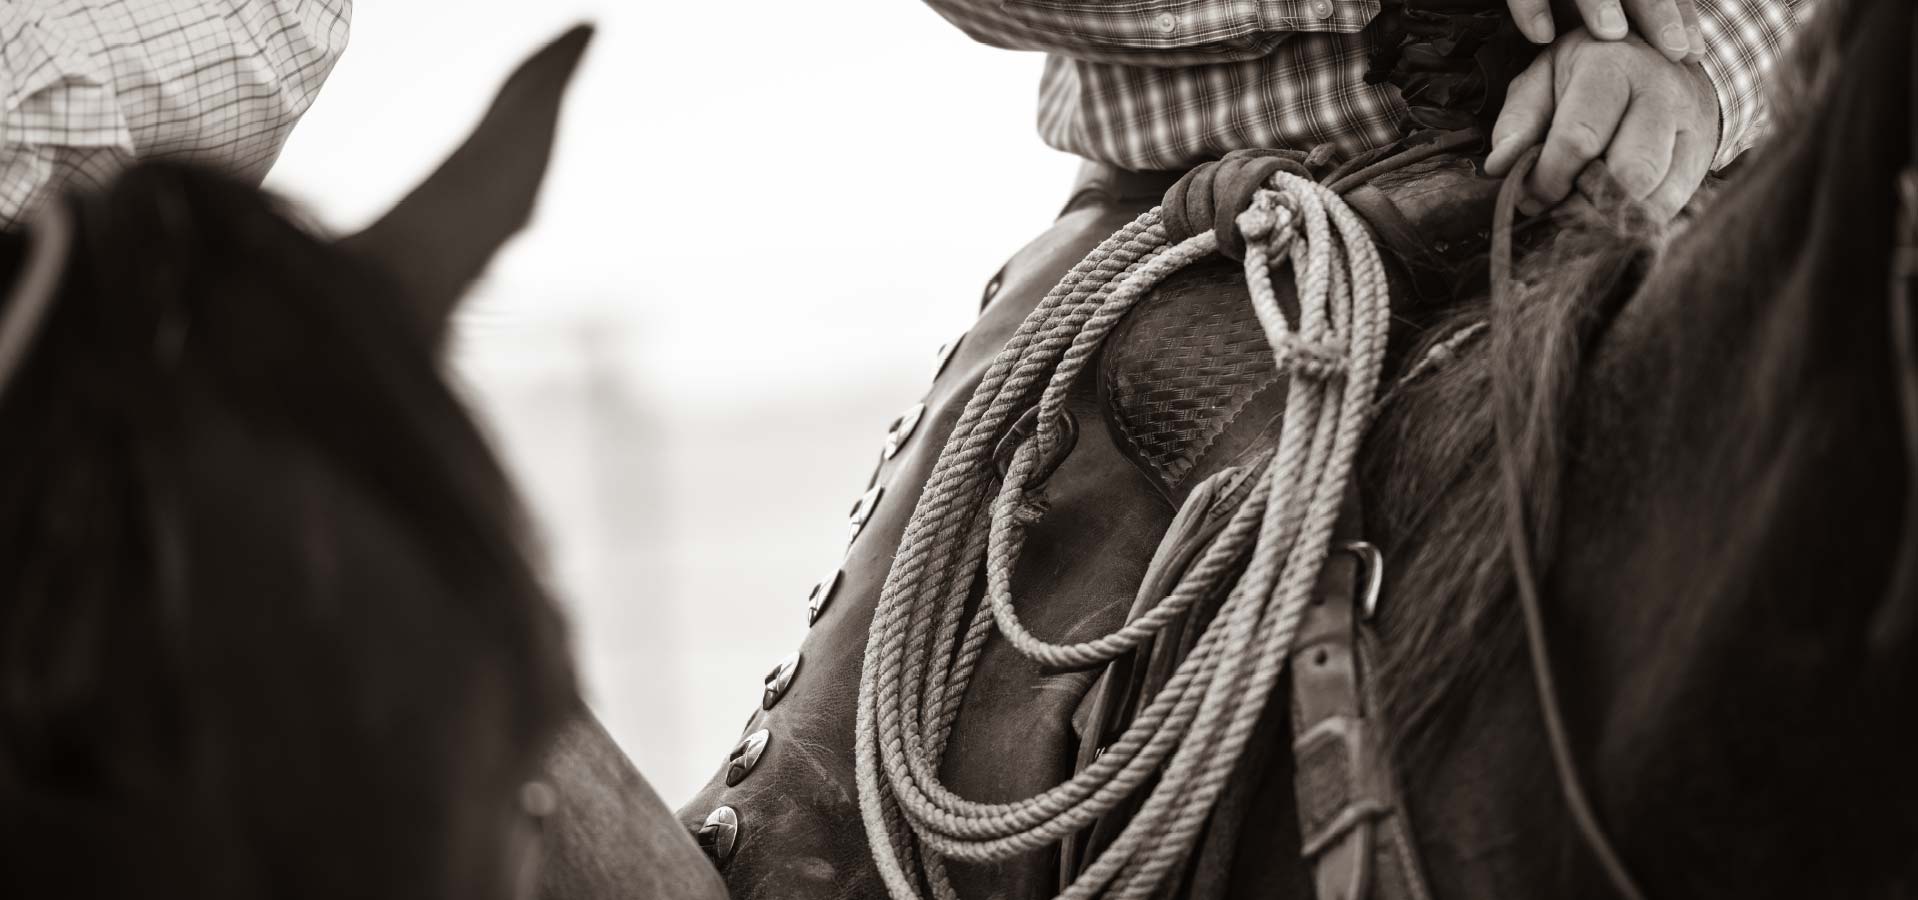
982, 274, 1003, 306
882, 403, 927, 460
847, 485, 883, 546
807, 570, 842, 625
930, 333, 964, 382
725, 730, 770, 787
762, 652, 801, 710
697, 806, 740, 865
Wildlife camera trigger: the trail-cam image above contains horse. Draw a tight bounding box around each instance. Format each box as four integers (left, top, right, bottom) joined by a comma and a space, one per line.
672, 0, 1916, 890
0, 28, 726, 900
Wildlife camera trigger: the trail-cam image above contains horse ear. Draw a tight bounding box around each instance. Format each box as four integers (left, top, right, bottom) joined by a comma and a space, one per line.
340, 25, 593, 345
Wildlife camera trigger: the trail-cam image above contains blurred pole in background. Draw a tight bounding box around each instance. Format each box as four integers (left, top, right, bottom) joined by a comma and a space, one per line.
265, 0, 1080, 802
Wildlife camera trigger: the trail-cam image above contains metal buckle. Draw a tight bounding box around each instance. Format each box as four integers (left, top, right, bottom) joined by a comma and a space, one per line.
1338, 540, 1384, 621
993, 406, 1079, 486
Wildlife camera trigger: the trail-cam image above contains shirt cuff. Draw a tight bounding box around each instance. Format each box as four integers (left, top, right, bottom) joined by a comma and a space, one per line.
1693, 0, 1802, 169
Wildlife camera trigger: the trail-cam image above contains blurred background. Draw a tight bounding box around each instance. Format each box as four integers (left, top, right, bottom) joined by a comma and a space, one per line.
265, 1, 1080, 804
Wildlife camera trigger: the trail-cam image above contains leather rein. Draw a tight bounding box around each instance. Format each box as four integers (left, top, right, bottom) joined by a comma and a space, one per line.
1485, 147, 1651, 900
0, 201, 76, 401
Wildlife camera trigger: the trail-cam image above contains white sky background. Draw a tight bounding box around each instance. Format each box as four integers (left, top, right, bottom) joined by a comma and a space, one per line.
266, 1, 1081, 803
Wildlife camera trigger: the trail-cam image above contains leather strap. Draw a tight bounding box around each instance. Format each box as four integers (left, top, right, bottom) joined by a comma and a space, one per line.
1341, 184, 1452, 299
1161, 149, 1325, 260
0, 200, 75, 401
1062, 463, 1265, 889
1288, 489, 1433, 900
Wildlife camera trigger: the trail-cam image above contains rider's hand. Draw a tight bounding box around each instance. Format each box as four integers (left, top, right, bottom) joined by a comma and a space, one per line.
1505, 0, 1704, 63
1483, 28, 1721, 222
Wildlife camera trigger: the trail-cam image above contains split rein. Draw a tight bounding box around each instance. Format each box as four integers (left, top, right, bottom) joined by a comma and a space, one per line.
853, 150, 1658, 900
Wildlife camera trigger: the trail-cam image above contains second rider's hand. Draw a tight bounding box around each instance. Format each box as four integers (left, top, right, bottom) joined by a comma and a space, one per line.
1483, 28, 1721, 222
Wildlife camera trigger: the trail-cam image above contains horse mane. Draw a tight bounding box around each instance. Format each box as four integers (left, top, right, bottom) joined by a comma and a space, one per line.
1364, 201, 1652, 766
1362, 0, 1904, 773
0, 163, 576, 898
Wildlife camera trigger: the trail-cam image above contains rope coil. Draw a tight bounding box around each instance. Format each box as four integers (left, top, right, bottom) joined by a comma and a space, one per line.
854, 172, 1394, 900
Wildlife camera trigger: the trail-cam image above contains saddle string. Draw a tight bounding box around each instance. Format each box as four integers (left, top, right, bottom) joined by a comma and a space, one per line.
854, 172, 1392, 900
1373, 319, 1488, 413
0, 200, 76, 401
1488, 146, 1651, 900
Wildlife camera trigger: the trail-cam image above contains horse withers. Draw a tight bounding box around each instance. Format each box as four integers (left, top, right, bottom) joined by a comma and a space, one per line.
0, 28, 724, 900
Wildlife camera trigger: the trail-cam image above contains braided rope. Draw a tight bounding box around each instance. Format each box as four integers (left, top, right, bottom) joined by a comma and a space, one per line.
855, 172, 1392, 900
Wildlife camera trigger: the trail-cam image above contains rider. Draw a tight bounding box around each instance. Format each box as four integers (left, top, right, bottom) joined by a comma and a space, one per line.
0, 0, 350, 228
923, 0, 1799, 221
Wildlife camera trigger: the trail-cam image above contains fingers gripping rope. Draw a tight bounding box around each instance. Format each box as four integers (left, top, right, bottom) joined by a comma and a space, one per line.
854, 172, 1392, 900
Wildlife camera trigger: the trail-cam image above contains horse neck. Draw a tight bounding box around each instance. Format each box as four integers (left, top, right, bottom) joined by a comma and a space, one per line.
1529, 1, 1915, 893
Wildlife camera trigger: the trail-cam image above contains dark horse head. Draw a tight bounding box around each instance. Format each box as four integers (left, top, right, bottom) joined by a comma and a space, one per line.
1362, 0, 1918, 892
0, 26, 715, 900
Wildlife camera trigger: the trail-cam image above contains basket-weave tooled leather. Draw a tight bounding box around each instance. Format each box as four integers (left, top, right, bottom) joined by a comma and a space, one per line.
1099, 257, 1289, 504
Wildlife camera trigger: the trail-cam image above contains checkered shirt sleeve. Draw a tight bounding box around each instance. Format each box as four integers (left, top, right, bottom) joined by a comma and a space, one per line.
925, 0, 1801, 172
1695, 0, 1806, 168
0, 0, 350, 228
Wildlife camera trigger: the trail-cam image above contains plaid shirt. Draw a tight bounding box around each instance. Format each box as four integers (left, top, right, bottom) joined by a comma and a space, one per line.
925, 0, 1802, 171
0, 0, 350, 227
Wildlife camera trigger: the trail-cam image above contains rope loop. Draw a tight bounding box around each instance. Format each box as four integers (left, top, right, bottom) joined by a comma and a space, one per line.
993, 405, 1080, 486
856, 168, 1394, 900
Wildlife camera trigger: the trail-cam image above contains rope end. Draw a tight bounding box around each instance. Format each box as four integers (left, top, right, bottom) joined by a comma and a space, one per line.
1010, 489, 1050, 527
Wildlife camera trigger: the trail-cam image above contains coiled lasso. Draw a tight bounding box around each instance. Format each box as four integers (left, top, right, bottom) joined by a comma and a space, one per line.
854, 171, 1391, 900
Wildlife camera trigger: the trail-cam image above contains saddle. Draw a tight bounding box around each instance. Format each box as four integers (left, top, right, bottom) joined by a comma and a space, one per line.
676, 128, 1523, 900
